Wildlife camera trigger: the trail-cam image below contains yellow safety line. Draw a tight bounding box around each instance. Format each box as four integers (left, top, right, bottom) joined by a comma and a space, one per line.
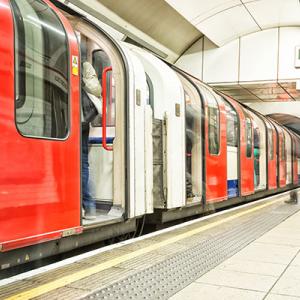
7, 197, 284, 300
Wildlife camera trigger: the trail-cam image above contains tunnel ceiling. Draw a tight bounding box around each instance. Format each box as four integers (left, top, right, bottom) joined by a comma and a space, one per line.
70, 0, 203, 58
268, 113, 300, 136
67, 0, 300, 107
68, 0, 300, 59
98, 0, 202, 55
213, 82, 300, 103
164, 0, 300, 46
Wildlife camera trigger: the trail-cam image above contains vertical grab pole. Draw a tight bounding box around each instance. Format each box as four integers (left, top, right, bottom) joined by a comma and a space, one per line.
102, 66, 113, 151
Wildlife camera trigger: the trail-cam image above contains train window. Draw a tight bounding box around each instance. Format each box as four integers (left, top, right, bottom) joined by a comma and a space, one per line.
11, 0, 69, 139
254, 127, 260, 149
146, 73, 154, 108
224, 102, 238, 147
268, 128, 274, 160
92, 50, 110, 81
92, 50, 115, 127
281, 134, 286, 160
207, 97, 220, 155
245, 117, 252, 158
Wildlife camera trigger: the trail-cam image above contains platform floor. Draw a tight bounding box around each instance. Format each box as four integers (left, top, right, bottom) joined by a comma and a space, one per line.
171, 204, 300, 300
1, 190, 300, 300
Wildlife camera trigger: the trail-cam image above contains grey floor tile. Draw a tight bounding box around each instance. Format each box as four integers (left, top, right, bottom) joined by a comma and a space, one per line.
196, 269, 277, 292
265, 293, 300, 300
272, 265, 300, 297
217, 258, 286, 276
170, 283, 265, 300
232, 242, 299, 265
256, 233, 300, 247
291, 252, 300, 267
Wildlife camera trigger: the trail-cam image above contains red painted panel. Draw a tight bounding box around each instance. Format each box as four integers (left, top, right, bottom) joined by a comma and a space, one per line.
223, 97, 254, 196
0, 0, 81, 249
205, 97, 227, 203
268, 127, 277, 190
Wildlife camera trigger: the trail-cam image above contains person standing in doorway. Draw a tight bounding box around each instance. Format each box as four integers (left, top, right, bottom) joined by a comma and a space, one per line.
81, 61, 102, 220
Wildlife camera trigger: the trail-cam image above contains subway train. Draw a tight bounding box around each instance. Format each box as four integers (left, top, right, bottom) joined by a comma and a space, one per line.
1, 0, 300, 270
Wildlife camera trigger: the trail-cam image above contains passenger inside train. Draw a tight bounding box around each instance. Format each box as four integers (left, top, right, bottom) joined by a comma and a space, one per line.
77, 32, 113, 221
78, 31, 117, 223
81, 61, 102, 220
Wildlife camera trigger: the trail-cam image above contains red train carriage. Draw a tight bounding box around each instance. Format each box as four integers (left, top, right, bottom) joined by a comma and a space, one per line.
0, 0, 81, 251
0, 0, 300, 270
0, 0, 140, 263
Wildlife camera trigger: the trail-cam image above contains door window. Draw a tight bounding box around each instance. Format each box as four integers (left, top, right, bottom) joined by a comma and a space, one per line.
207, 98, 220, 155
11, 0, 69, 139
245, 117, 252, 158
268, 128, 274, 160
281, 134, 286, 160
92, 50, 115, 127
224, 102, 238, 147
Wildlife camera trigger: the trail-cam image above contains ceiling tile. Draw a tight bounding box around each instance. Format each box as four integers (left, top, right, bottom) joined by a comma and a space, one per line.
195, 4, 260, 45
245, 0, 300, 29
165, 0, 240, 24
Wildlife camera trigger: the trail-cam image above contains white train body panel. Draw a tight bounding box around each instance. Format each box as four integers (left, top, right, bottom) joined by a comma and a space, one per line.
118, 44, 153, 217
125, 45, 186, 209
227, 146, 238, 197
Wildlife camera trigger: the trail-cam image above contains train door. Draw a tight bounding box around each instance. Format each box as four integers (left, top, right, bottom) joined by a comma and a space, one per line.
297, 139, 300, 185
223, 97, 254, 196
200, 86, 227, 203
265, 120, 277, 190
224, 101, 239, 198
273, 124, 287, 188
177, 74, 202, 204
0, 0, 81, 250
284, 129, 292, 185
62, 14, 152, 220
127, 46, 186, 209
243, 112, 255, 195
248, 111, 267, 192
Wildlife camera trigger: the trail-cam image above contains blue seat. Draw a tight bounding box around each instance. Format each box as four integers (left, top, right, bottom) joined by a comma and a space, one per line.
89, 137, 114, 144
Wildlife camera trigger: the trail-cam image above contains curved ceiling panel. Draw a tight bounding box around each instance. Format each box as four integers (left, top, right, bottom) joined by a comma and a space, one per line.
268, 113, 300, 135
165, 0, 300, 46
95, 0, 202, 55
246, 0, 300, 29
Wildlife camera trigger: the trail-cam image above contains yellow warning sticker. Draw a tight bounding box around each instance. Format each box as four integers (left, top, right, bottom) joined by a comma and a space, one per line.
72, 55, 78, 76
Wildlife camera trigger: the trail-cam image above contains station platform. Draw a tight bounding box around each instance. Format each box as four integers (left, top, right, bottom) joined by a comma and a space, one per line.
1, 190, 300, 300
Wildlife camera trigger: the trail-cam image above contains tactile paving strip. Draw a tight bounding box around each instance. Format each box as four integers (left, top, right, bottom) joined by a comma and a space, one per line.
82, 203, 300, 300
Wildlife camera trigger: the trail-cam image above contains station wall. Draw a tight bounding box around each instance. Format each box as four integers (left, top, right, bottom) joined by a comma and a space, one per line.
176, 27, 300, 84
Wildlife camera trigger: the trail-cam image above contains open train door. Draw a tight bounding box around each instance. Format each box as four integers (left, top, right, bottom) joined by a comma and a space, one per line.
65, 15, 153, 220
126, 46, 186, 210
118, 45, 154, 217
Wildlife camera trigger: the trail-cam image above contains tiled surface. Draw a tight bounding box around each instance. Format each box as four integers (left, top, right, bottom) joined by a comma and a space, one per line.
265, 294, 300, 300
170, 283, 265, 300
2, 199, 300, 300
196, 269, 277, 292
217, 259, 286, 277
171, 208, 300, 300
272, 265, 300, 297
